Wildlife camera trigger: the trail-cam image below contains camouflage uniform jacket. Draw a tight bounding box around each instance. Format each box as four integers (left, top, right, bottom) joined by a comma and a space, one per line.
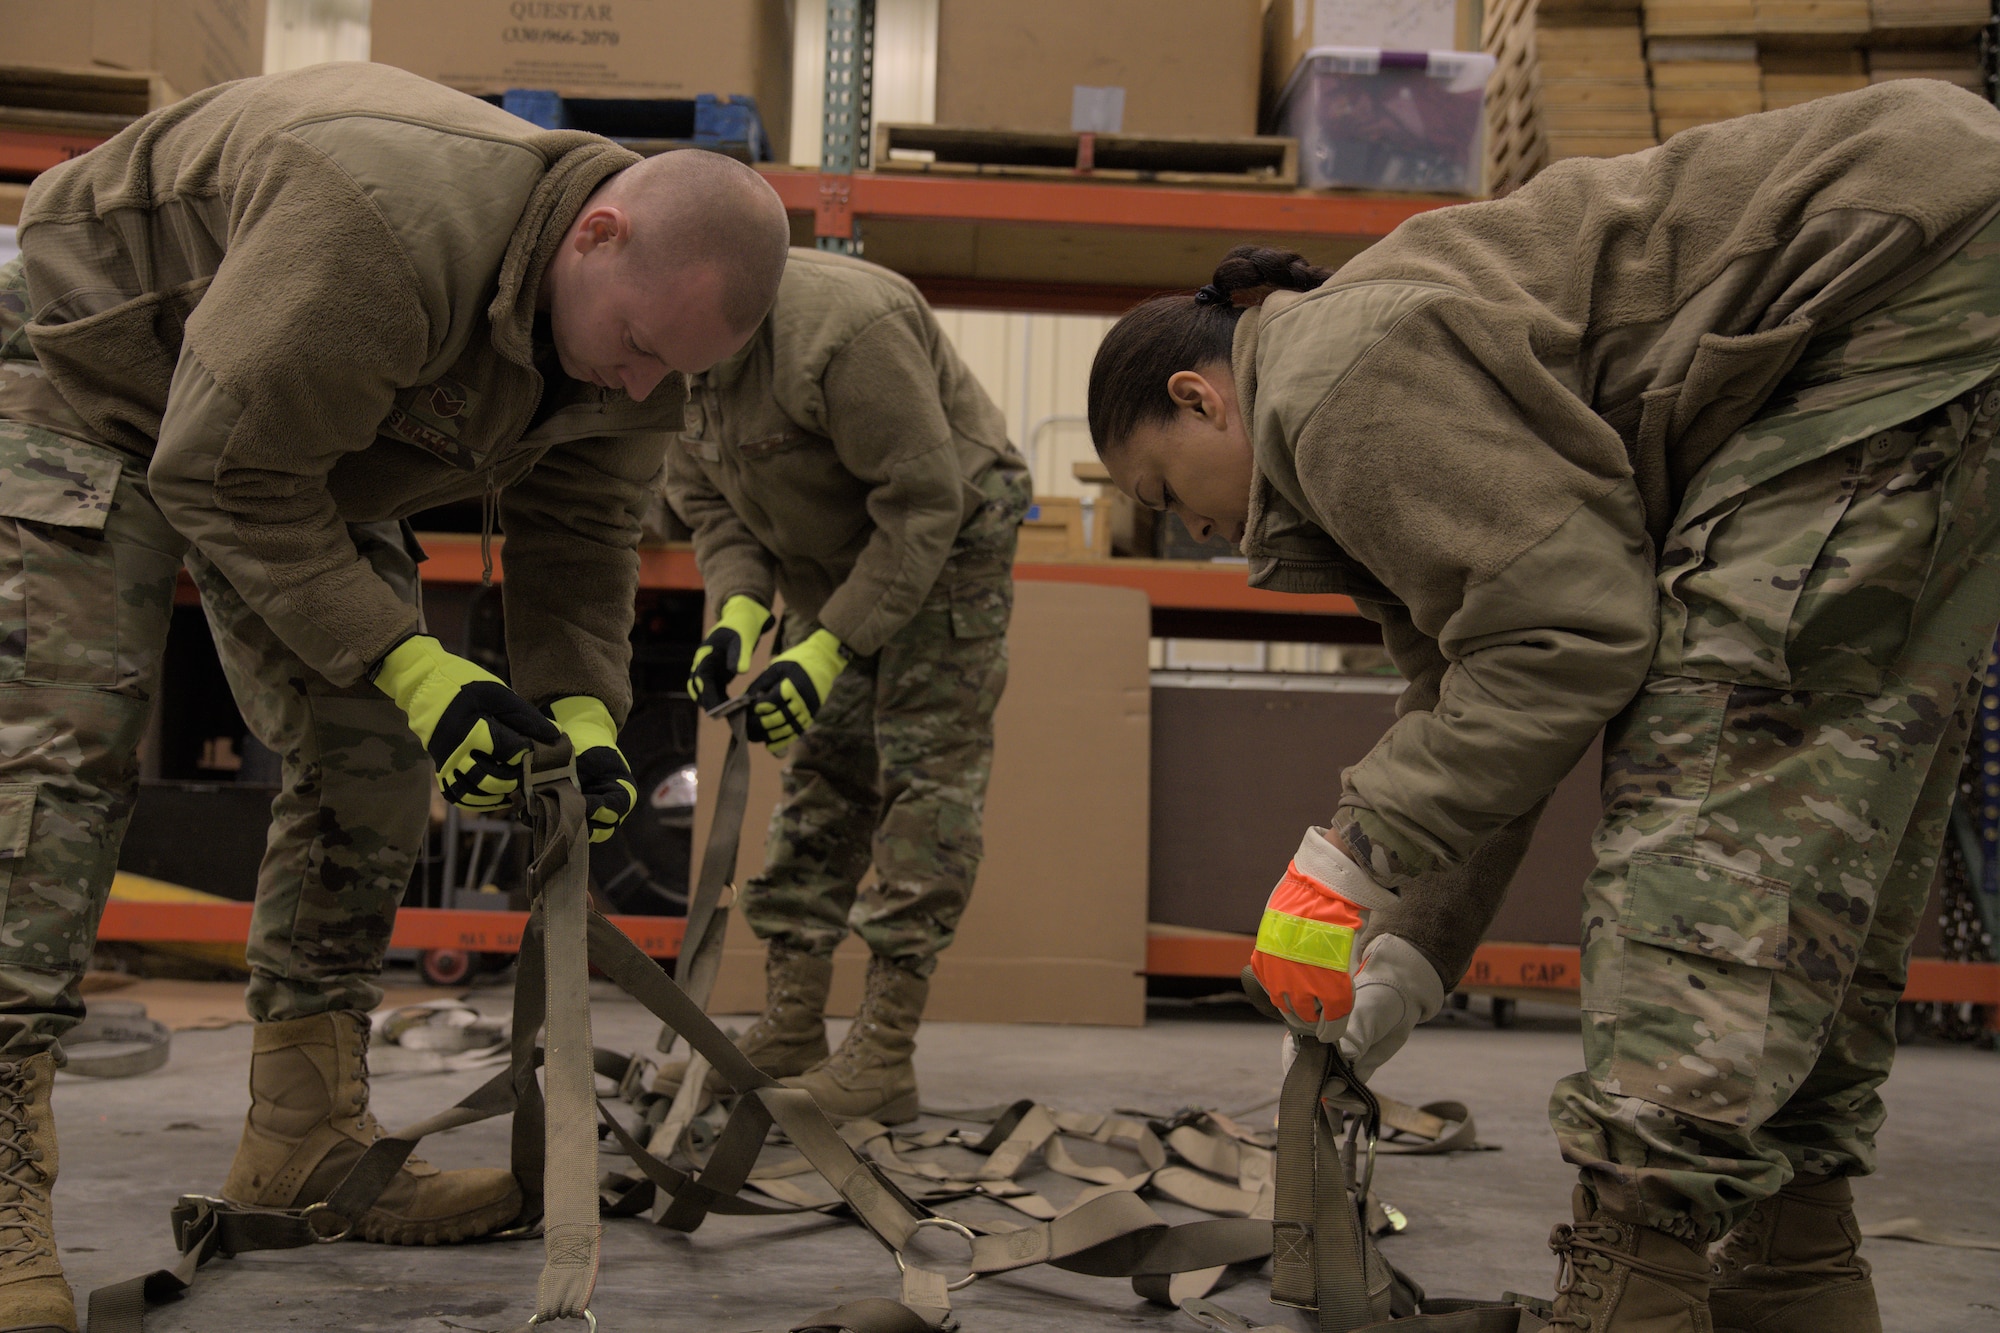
1234, 82, 2000, 936
664, 250, 1025, 656
15, 63, 666, 717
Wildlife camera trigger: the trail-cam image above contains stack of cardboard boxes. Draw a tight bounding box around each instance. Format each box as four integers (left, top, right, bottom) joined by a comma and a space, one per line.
0, 0, 267, 225
370, 0, 795, 160
2, 0, 266, 103
937, 0, 1265, 140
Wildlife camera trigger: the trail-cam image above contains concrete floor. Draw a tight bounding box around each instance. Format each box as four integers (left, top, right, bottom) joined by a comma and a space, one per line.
49, 987, 2000, 1332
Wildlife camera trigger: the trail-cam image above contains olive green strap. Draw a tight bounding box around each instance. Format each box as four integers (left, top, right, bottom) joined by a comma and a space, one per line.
649, 703, 753, 1159
61, 1001, 171, 1078
521, 740, 600, 1328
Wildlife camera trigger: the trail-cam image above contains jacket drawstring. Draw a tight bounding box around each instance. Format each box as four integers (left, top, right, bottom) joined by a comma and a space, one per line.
480, 486, 497, 588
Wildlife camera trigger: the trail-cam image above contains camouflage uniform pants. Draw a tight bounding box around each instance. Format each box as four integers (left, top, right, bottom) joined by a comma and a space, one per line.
1549, 221, 2000, 1242
740, 465, 1029, 977
0, 259, 428, 1054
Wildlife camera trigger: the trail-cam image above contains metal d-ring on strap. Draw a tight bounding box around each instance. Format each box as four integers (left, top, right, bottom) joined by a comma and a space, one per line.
894, 1215, 980, 1292
527, 1311, 598, 1330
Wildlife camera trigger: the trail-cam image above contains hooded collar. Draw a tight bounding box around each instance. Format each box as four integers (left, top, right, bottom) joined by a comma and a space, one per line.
488, 136, 643, 369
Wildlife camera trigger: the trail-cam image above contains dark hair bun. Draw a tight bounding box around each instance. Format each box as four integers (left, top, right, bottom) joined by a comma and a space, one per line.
1210, 245, 1332, 300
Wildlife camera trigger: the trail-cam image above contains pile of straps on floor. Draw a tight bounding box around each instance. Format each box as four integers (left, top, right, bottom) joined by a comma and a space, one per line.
86, 703, 1552, 1333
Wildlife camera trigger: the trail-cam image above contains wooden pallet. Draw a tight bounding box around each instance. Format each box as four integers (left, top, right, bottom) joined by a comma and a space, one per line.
1483, 0, 1548, 194
0, 64, 173, 131
0, 65, 177, 179
871, 123, 1297, 190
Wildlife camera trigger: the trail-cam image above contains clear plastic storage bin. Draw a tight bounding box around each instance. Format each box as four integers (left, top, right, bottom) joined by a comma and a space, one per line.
1276, 47, 1496, 194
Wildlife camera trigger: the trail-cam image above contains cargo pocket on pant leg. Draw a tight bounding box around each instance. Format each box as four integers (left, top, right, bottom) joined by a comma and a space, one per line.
0, 784, 36, 936
1608, 852, 1791, 1128
0, 425, 125, 685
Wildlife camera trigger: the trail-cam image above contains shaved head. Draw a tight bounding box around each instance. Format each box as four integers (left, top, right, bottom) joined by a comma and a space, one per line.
596, 150, 791, 331
540, 148, 791, 399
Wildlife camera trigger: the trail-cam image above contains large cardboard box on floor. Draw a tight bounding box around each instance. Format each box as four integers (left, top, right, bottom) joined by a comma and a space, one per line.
1264, 0, 1482, 116
935, 0, 1263, 138
371, 0, 792, 157
696, 581, 1153, 1026
1, 0, 265, 99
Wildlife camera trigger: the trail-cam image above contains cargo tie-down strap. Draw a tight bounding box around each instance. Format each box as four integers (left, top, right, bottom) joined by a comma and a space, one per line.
86, 707, 1537, 1333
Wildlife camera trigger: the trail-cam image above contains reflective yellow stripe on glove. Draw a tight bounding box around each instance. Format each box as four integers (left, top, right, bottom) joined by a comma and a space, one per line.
545, 695, 637, 843
687, 595, 774, 713
373, 635, 560, 812
743, 628, 851, 752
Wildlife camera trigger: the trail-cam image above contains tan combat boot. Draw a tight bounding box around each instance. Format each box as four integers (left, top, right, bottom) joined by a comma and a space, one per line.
1546, 1185, 1714, 1332
651, 944, 832, 1100
222, 1011, 520, 1245
1708, 1177, 1880, 1333
781, 955, 927, 1126
0, 1055, 73, 1333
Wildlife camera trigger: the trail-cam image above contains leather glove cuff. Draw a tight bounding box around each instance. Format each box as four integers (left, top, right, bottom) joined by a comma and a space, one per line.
1354, 933, 1445, 1024
1292, 827, 1399, 913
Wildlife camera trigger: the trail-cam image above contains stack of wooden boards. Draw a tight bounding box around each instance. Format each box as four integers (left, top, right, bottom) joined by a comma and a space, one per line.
1538, 3, 1660, 162
1485, 0, 1660, 192
1646, 40, 1764, 135
1640, 0, 1978, 132
1485, 0, 1988, 191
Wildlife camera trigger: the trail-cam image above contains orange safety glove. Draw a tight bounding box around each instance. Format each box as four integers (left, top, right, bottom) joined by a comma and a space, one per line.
1249, 827, 1399, 1045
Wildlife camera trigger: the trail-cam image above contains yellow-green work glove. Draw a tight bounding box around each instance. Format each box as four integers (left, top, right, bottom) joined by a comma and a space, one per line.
373, 635, 559, 812
743, 628, 850, 751
687, 594, 774, 713
545, 696, 637, 843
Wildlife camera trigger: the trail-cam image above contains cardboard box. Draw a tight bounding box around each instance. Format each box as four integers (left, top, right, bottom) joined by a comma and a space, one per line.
1264, 0, 1482, 115
1148, 682, 1606, 948
370, 0, 792, 159
697, 581, 1153, 1026
1017, 496, 1089, 562
936, 0, 1263, 138
0, 0, 265, 99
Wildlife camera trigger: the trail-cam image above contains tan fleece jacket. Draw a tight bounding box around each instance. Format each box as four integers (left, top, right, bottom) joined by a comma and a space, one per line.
17, 63, 665, 717
663, 249, 1025, 654
1237, 81, 2000, 982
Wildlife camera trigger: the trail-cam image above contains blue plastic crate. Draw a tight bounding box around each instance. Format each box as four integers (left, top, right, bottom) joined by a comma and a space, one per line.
500, 89, 769, 160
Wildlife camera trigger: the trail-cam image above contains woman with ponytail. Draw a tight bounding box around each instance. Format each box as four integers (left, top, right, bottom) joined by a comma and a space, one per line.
1092, 82, 2000, 1333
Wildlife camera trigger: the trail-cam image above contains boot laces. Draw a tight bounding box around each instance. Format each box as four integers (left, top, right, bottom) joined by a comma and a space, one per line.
822, 967, 901, 1078
1547, 1221, 1621, 1328
1709, 1200, 1768, 1277
0, 1063, 53, 1267
348, 1023, 431, 1170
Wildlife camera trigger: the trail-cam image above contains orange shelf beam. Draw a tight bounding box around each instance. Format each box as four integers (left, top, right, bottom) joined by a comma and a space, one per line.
758, 168, 1455, 238
407, 532, 1360, 618
0, 128, 107, 178
1143, 930, 2000, 1010
98, 900, 685, 959
92, 904, 2000, 1014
